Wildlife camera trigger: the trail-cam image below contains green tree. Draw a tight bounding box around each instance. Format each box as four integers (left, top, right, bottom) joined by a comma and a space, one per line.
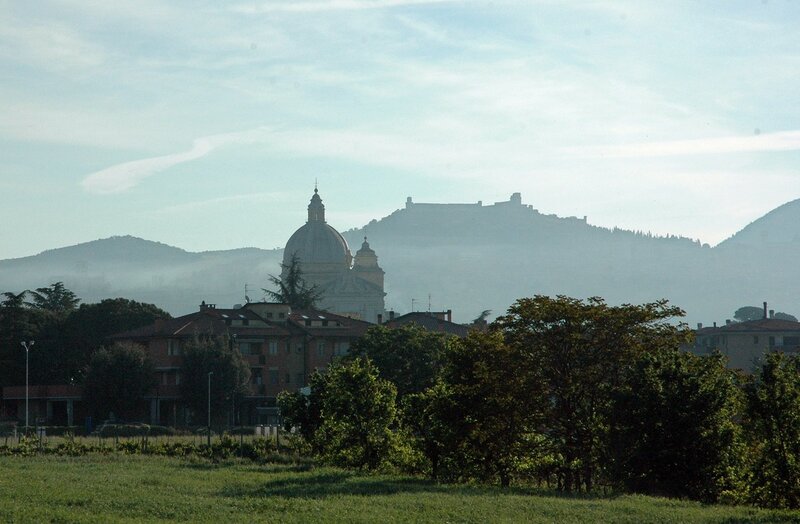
401, 382, 461, 481
773, 312, 798, 322
494, 295, 690, 492
437, 330, 544, 486
0, 290, 55, 387
58, 298, 171, 384
263, 253, 322, 309
734, 306, 764, 322
26, 282, 80, 314
349, 324, 450, 398
278, 382, 325, 454
82, 342, 156, 421
180, 336, 251, 426
744, 352, 800, 509
281, 358, 399, 469
607, 350, 743, 502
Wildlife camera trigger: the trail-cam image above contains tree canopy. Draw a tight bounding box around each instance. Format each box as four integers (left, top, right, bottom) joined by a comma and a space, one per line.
26, 282, 80, 314
263, 253, 322, 309
279, 357, 399, 470
82, 342, 156, 421
607, 350, 743, 501
744, 352, 800, 509
349, 324, 450, 398
180, 336, 251, 426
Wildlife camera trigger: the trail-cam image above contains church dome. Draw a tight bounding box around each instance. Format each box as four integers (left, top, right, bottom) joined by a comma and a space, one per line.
283, 189, 352, 270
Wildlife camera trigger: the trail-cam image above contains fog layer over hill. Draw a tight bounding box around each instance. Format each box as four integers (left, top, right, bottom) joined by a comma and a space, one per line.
2, 194, 799, 325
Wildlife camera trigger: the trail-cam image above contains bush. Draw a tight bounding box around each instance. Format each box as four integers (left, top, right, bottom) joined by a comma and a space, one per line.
744, 352, 800, 509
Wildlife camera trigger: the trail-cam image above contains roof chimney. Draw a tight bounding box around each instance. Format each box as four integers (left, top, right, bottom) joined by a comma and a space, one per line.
447, 309, 452, 322
764, 302, 768, 319
770, 309, 775, 319
377, 313, 383, 325
389, 310, 395, 321
726, 319, 732, 325
713, 321, 717, 328
697, 322, 703, 330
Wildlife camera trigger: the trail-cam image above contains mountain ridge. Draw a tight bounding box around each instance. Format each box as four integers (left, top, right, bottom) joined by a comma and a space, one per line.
2, 195, 799, 323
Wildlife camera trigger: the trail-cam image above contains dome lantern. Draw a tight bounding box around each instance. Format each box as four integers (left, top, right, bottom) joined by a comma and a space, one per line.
308, 187, 325, 223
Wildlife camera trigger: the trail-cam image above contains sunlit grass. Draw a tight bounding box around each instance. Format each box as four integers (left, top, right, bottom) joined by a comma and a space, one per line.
0, 455, 797, 523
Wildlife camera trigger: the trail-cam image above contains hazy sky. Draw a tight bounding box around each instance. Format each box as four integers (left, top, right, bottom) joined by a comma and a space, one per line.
2, 0, 799, 259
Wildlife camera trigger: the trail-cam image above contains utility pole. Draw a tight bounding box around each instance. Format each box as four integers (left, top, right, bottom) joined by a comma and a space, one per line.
207, 371, 213, 447
20, 341, 34, 432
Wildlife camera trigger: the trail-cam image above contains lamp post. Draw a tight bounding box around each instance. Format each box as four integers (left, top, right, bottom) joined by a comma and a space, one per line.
20, 340, 35, 432
207, 371, 213, 447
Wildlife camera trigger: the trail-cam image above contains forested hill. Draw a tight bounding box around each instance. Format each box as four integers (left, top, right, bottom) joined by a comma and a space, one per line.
0, 236, 283, 315
2, 195, 800, 324
717, 198, 800, 247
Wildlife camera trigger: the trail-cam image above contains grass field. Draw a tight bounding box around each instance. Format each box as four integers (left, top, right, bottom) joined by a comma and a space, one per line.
1, 455, 798, 523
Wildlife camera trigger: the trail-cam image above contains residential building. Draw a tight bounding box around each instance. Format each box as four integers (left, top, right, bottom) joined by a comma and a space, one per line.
110, 301, 372, 425
691, 303, 800, 371
383, 309, 470, 338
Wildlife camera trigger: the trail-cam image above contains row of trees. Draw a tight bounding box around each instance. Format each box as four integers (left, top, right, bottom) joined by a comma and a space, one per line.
83, 338, 250, 425
0, 283, 170, 387
279, 296, 800, 509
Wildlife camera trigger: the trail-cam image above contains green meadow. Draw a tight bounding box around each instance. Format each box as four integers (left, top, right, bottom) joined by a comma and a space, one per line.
0, 455, 798, 523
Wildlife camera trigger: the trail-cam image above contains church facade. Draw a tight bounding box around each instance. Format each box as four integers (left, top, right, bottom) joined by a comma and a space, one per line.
282, 189, 386, 323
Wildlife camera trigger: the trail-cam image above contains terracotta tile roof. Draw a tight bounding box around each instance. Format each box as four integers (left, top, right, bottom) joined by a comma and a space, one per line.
696, 318, 800, 334
109, 307, 290, 339
386, 312, 470, 337
288, 308, 373, 337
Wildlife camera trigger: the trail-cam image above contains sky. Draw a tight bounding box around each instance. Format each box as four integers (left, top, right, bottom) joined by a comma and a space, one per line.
1, 0, 799, 259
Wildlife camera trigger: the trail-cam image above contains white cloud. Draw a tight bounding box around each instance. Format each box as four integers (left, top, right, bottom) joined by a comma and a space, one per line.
233, 0, 460, 14
151, 191, 293, 216
81, 127, 275, 194
571, 130, 800, 158
0, 13, 106, 72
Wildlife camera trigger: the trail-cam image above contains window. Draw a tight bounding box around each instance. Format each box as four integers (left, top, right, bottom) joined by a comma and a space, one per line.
296, 373, 304, 386
239, 341, 262, 355
769, 336, 776, 347
269, 368, 279, 385
251, 368, 263, 385
266, 312, 273, 318
279, 312, 285, 319
784, 336, 800, 346
160, 372, 167, 386
269, 340, 278, 355
317, 341, 326, 356
285, 373, 291, 383
335, 341, 350, 356
167, 339, 181, 356
175, 373, 181, 385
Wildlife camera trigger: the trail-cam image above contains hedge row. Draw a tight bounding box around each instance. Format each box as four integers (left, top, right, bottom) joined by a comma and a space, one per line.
0, 435, 299, 463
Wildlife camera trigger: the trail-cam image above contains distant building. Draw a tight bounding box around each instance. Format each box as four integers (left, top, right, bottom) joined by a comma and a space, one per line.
691, 303, 800, 371
283, 188, 386, 323
110, 301, 372, 426
383, 309, 470, 338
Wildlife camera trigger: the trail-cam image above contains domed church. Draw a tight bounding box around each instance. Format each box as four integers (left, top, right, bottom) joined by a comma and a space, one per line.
282, 188, 386, 323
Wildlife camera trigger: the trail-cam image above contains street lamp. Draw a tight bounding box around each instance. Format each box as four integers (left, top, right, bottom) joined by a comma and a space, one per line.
20, 340, 34, 432
207, 371, 213, 447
